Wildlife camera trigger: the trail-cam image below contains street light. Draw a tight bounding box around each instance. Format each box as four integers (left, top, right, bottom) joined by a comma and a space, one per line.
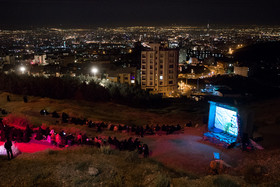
19, 66, 26, 74
91, 67, 98, 77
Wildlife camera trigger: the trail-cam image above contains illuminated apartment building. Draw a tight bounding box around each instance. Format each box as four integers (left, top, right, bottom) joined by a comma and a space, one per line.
141, 43, 179, 97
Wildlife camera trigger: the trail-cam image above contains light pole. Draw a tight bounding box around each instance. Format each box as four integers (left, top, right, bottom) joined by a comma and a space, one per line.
91, 67, 98, 77
19, 66, 26, 74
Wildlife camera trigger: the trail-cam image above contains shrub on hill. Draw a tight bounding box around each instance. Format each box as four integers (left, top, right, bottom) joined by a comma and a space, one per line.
0, 72, 163, 107
2, 114, 31, 129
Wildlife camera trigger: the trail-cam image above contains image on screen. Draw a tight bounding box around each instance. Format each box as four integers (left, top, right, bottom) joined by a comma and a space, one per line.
214, 106, 238, 136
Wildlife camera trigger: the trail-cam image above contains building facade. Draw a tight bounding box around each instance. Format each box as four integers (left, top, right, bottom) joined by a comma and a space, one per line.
33, 54, 47, 65
106, 67, 137, 85
141, 43, 179, 97
234, 66, 249, 77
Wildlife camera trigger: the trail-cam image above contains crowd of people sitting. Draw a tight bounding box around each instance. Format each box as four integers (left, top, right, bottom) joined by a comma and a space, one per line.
40, 109, 184, 137
0, 122, 33, 143
0, 116, 150, 158
0, 108, 8, 115
0, 109, 187, 159
107, 136, 149, 157
105, 123, 182, 136
35, 126, 150, 157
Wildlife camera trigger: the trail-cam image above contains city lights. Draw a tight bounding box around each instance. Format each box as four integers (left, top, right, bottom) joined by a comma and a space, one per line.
19, 66, 26, 74
0, 0, 279, 184
228, 48, 234, 55
91, 67, 98, 77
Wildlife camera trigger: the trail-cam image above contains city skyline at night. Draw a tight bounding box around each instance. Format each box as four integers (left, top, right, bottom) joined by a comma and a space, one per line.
0, 1, 280, 186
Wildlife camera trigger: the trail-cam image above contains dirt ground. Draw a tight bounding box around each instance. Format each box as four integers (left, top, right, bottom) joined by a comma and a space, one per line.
0, 126, 244, 177
142, 127, 244, 176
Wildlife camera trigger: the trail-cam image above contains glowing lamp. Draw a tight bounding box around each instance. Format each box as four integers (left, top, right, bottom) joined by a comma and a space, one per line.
91, 67, 98, 74
91, 67, 98, 77
20, 66, 26, 73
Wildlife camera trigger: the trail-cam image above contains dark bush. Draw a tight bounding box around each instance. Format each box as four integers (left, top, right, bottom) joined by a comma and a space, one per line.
0, 72, 163, 108
213, 175, 240, 187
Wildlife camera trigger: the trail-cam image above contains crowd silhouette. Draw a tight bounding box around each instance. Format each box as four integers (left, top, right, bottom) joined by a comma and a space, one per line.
0, 109, 185, 159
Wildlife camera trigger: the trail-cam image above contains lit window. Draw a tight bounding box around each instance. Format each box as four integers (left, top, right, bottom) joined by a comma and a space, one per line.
160, 75, 163, 80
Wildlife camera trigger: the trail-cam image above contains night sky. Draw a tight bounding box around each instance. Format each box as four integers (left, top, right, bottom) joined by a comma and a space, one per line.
0, 0, 279, 28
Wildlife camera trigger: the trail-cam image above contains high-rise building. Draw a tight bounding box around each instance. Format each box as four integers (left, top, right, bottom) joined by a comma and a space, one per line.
5, 55, 16, 65
179, 49, 187, 64
33, 54, 47, 65
141, 43, 179, 97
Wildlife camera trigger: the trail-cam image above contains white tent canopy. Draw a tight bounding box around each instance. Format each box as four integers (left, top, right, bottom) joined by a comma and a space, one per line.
0, 142, 21, 157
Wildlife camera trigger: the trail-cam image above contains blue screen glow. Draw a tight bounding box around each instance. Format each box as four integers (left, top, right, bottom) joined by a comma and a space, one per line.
214, 106, 238, 136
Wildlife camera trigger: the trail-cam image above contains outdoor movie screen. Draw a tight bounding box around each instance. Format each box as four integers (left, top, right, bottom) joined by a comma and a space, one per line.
214, 106, 238, 136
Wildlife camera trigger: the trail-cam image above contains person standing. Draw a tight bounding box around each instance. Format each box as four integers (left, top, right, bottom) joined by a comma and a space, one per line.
143, 144, 149, 158
4, 138, 13, 160
7, 95, 11, 102
55, 133, 62, 147
23, 96, 28, 103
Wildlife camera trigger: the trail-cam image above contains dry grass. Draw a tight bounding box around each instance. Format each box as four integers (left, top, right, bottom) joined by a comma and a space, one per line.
0, 146, 203, 187
0, 92, 203, 128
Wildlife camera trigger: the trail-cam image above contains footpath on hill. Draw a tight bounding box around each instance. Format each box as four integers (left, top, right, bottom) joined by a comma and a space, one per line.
142, 127, 243, 175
